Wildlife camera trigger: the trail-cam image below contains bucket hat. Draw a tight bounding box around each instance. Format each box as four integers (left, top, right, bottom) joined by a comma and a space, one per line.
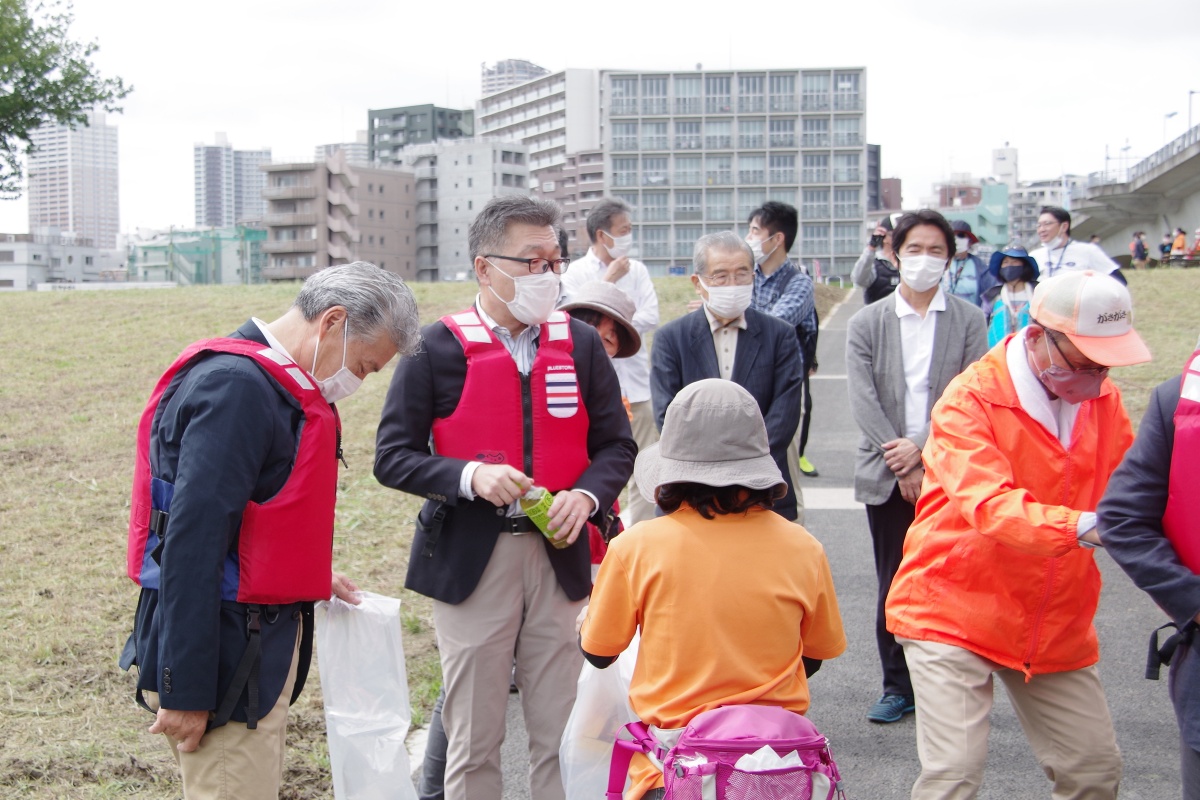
634, 379, 786, 503
951, 219, 979, 246
987, 245, 1040, 283
559, 282, 641, 358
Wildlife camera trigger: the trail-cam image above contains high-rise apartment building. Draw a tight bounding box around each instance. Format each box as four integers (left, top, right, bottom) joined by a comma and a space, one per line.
260, 152, 417, 282
602, 67, 869, 275
476, 69, 602, 173
193, 134, 271, 227
481, 59, 551, 96
315, 130, 371, 166
394, 138, 530, 281
1008, 176, 1086, 248
532, 149, 606, 257
368, 105, 474, 164
993, 144, 1019, 190
27, 110, 120, 248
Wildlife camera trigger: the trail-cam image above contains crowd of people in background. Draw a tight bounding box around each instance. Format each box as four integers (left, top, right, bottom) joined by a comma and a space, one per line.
1128, 227, 1200, 267
124, 192, 1200, 800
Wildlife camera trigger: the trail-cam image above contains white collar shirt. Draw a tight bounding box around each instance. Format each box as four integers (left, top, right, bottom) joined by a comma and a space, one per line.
252, 318, 295, 363
558, 247, 659, 402
702, 304, 747, 381
1006, 327, 1080, 449
894, 288, 946, 440
1029, 239, 1119, 279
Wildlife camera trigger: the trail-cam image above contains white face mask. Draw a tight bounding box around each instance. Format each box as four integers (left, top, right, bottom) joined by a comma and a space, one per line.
899, 254, 947, 292
602, 230, 633, 259
486, 261, 561, 326
746, 234, 777, 266
1045, 234, 1064, 250
955, 236, 970, 255
311, 321, 362, 404
698, 278, 753, 320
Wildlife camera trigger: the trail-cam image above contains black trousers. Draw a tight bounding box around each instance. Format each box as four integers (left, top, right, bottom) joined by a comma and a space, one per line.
864, 483, 914, 698
799, 373, 813, 457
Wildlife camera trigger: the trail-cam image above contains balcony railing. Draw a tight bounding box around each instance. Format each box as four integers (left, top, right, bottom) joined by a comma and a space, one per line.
641, 98, 668, 115
833, 203, 862, 218
801, 95, 830, 111
641, 136, 669, 150
612, 136, 638, 151
263, 185, 316, 200
769, 169, 797, 184
803, 205, 830, 219
801, 133, 830, 147
415, 165, 438, 180
833, 169, 861, 183
416, 186, 437, 201
802, 168, 830, 183
610, 99, 638, 115
416, 229, 438, 248
705, 98, 732, 114
675, 136, 702, 150
739, 134, 765, 149
641, 242, 670, 258
642, 174, 669, 186
705, 136, 732, 149
264, 213, 316, 226
833, 133, 863, 147
612, 173, 638, 187
262, 239, 317, 254
801, 240, 830, 255
675, 97, 702, 114
707, 206, 733, 220
705, 171, 732, 185
674, 171, 702, 186
641, 208, 670, 222
675, 209, 703, 221
769, 134, 797, 148
834, 95, 863, 111
834, 240, 861, 255
770, 97, 798, 112
738, 170, 765, 184
738, 97, 765, 113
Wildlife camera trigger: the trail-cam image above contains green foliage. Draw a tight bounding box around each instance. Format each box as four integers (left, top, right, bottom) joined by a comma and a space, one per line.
0, 0, 132, 197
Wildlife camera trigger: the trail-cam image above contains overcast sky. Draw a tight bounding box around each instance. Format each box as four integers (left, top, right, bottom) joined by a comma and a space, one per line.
2, 0, 1198, 237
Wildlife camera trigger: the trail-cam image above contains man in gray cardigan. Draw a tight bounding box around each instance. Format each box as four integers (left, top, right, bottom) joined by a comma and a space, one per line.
846, 209, 988, 724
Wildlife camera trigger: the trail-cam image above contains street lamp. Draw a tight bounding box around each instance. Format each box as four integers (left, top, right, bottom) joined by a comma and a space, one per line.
1164, 111, 1179, 144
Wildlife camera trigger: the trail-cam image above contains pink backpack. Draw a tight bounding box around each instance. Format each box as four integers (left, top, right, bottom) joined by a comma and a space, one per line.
607, 705, 844, 800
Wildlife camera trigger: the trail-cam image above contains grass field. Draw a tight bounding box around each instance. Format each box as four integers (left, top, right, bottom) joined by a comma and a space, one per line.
0, 268, 1188, 798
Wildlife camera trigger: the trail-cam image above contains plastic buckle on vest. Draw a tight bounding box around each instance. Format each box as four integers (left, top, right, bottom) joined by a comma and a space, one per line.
1147, 621, 1195, 680
420, 505, 448, 558
148, 508, 169, 537
246, 607, 262, 638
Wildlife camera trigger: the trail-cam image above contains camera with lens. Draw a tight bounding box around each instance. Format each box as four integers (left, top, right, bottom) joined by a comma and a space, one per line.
869, 234, 884, 248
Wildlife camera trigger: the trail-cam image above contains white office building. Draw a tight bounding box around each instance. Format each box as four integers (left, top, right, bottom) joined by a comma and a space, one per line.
315, 131, 372, 167
194, 134, 271, 227
482, 59, 551, 96
27, 110, 120, 249
392, 138, 531, 281
1009, 176, 1087, 248
477, 69, 602, 174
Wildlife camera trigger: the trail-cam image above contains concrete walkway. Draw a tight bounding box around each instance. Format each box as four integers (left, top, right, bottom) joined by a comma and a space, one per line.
416, 289, 1182, 799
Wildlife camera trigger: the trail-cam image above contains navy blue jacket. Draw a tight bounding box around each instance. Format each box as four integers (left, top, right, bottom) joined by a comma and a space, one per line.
129, 321, 309, 722
1098, 376, 1200, 750
649, 307, 802, 520
374, 316, 636, 605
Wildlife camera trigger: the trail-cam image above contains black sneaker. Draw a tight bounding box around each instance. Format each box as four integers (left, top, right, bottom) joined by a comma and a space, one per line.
866, 694, 915, 723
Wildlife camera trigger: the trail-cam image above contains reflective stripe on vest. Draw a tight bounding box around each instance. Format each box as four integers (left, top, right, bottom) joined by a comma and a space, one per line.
432, 309, 590, 492
127, 338, 339, 604
1165, 349, 1200, 573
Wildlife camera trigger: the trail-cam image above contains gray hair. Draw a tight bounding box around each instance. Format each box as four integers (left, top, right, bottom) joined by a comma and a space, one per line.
586, 198, 632, 242
293, 261, 421, 356
468, 195, 562, 262
692, 231, 753, 275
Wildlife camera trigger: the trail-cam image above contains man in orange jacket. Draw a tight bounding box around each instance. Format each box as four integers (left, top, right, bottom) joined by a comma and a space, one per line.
885, 270, 1151, 800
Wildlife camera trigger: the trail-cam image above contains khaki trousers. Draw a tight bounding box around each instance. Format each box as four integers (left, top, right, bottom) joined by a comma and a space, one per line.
433, 531, 586, 800
784, 380, 807, 525
145, 631, 300, 800
626, 400, 659, 525
901, 638, 1121, 800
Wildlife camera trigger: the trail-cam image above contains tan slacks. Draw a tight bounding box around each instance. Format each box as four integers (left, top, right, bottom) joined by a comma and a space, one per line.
145, 630, 300, 800
626, 400, 659, 525
784, 379, 807, 525
433, 531, 586, 800
901, 638, 1121, 800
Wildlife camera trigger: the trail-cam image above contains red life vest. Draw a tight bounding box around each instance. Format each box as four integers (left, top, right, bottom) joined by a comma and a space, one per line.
127, 338, 339, 605
432, 308, 590, 492
1165, 349, 1200, 573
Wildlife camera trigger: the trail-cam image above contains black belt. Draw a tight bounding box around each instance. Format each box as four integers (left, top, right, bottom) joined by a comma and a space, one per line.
504, 516, 538, 534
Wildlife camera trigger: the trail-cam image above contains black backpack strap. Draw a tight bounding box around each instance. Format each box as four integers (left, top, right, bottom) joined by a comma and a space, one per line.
1146, 621, 1195, 680
211, 604, 268, 730
290, 603, 315, 704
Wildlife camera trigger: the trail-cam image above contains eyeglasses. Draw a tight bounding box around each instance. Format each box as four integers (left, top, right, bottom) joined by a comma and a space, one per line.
700, 269, 754, 287
1046, 331, 1109, 377
484, 254, 571, 275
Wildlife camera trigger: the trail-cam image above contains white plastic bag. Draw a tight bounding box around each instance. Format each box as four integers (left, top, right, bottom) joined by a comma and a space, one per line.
559, 632, 640, 799
316, 592, 417, 800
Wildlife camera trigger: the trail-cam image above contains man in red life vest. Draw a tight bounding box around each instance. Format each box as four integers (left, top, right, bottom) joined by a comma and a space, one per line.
122, 262, 420, 799
375, 196, 636, 800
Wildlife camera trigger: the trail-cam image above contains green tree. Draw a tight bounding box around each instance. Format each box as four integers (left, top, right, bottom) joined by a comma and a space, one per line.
0, 0, 131, 198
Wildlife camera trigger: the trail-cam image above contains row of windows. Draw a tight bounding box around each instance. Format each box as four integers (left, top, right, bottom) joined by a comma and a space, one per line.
611, 153, 862, 187
610, 118, 863, 151
603, 221, 864, 259
607, 188, 862, 223
609, 73, 862, 115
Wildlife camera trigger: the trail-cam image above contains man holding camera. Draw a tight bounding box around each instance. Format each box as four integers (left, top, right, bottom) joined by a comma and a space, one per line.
852, 214, 901, 305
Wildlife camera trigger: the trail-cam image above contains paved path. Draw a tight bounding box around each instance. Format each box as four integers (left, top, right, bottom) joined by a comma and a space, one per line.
426, 289, 1183, 799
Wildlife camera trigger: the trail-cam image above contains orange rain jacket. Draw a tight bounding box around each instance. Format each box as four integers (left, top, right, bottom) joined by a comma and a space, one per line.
886, 337, 1134, 678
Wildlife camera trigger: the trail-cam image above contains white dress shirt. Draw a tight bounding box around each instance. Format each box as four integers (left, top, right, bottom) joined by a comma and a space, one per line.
702, 304, 747, 380
559, 248, 659, 403
894, 288, 945, 440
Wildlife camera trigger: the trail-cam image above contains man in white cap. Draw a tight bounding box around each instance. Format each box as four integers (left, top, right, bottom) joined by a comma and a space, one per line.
885, 270, 1151, 800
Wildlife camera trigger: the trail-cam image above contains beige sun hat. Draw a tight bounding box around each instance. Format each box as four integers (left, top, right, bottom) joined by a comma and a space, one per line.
559, 282, 641, 358
634, 379, 786, 503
